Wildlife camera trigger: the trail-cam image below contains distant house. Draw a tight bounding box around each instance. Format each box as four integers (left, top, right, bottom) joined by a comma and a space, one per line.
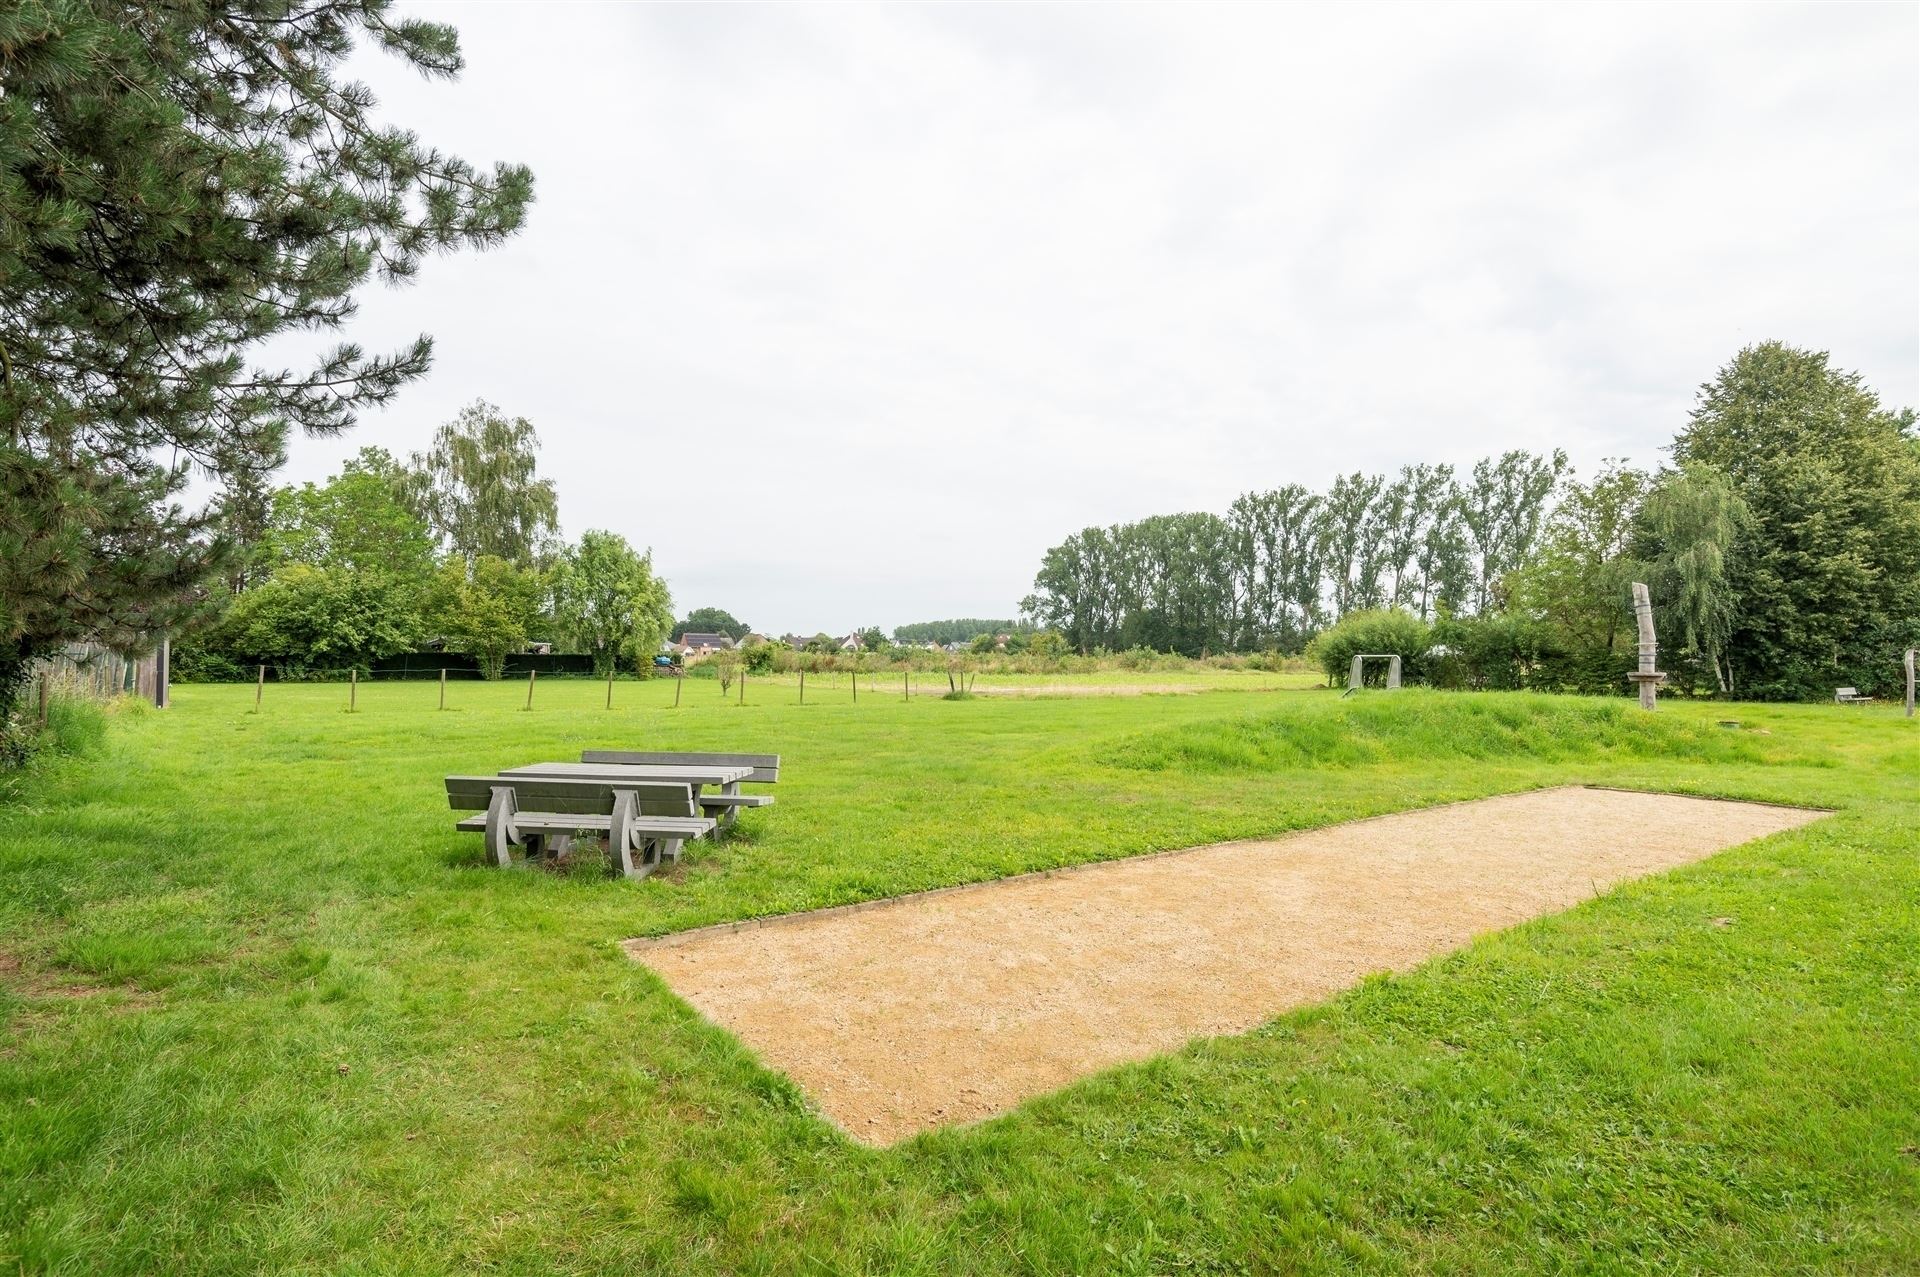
677, 632, 736, 656
780, 634, 810, 650
838, 632, 863, 652
739, 633, 771, 648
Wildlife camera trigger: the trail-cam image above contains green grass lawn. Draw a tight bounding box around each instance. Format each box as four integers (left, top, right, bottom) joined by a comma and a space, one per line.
1, 680, 1916, 1275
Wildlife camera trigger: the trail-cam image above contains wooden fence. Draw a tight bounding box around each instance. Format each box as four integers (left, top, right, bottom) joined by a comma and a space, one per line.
27, 640, 169, 718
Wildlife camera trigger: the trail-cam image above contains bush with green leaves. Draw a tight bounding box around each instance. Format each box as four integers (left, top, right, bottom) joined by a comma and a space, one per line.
426, 556, 545, 680
1307, 610, 1433, 686
212, 566, 423, 676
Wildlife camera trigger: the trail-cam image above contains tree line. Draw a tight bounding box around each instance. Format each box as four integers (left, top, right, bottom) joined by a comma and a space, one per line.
1023, 450, 1567, 656
181, 402, 673, 681
1025, 344, 1920, 701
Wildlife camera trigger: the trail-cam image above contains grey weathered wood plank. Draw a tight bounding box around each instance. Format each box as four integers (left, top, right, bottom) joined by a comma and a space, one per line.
580, 750, 780, 784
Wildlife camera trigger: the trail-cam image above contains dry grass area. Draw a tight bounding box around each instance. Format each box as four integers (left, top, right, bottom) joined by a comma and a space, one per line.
631, 786, 1825, 1143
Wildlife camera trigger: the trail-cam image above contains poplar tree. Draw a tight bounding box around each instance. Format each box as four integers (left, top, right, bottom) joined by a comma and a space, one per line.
0, 2, 533, 717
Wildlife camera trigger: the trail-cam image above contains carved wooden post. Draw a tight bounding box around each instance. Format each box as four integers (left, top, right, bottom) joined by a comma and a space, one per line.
1626, 582, 1667, 710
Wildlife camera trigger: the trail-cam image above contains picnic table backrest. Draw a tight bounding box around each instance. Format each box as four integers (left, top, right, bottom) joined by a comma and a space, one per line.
1836, 687, 1859, 700
444, 775, 697, 817
580, 750, 780, 784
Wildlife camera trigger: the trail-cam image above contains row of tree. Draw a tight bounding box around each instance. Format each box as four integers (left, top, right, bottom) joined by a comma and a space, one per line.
1022, 449, 1567, 657
890, 618, 1031, 647
186, 405, 673, 679
1024, 344, 1920, 700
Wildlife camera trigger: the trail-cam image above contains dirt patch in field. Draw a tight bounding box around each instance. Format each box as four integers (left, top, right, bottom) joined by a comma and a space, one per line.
628, 787, 1824, 1144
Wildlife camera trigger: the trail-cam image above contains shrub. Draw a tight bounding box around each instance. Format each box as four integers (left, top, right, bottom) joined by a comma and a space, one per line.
1307, 610, 1432, 685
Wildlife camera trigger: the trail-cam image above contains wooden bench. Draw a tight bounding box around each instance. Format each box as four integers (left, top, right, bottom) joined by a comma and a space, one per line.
1835, 687, 1876, 705
579, 750, 779, 829
445, 775, 716, 878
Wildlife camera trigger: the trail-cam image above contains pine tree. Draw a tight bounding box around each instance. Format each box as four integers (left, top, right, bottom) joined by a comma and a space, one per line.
0, 2, 533, 717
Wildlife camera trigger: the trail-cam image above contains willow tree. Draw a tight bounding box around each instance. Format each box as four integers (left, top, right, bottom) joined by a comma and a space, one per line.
1635, 464, 1751, 694
0, 2, 533, 719
404, 401, 559, 569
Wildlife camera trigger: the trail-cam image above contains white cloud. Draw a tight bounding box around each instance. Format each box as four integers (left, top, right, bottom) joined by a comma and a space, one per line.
280, 0, 1918, 634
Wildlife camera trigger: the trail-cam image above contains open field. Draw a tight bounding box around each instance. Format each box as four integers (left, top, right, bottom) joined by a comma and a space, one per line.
691, 665, 1327, 697
2, 681, 1917, 1274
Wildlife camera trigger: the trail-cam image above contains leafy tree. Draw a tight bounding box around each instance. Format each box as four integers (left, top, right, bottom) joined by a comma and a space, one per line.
673, 607, 750, 642
1633, 464, 1751, 694
216, 565, 422, 674
1316, 472, 1388, 617
1458, 450, 1568, 614
858, 626, 887, 652
0, 3, 531, 721
428, 555, 545, 680
404, 401, 558, 569
270, 452, 436, 582
1226, 485, 1322, 650
1508, 461, 1650, 692
1671, 342, 1920, 698
551, 531, 674, 677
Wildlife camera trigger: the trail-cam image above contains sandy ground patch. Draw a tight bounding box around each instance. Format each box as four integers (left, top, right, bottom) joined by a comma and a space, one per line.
628, 786, 1824, 1144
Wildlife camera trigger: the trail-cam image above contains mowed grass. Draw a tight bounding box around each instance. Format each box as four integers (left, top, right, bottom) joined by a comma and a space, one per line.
0, 678, 1916, 1275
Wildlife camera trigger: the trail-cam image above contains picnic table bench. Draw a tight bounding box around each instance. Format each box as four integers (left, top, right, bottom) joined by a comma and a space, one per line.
445, 774, 716, 878
1835, 687, 1876, 704
578, 750, 780, 830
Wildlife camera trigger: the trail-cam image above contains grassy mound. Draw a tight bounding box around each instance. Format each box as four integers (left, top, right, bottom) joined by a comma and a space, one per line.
1105, 690, 1826, 773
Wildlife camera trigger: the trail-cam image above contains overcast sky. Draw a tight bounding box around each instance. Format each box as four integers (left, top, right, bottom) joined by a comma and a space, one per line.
285, 1, 1919, 636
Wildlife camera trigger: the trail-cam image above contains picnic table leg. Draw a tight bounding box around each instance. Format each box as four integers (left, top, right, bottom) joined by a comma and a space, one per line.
659, 837, 685, 864
483, 786, 520, 868
608, 789, 642, 879
717, 780, 742, 831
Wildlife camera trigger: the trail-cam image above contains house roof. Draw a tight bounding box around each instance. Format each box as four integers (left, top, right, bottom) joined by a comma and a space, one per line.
679, 632, 735, 650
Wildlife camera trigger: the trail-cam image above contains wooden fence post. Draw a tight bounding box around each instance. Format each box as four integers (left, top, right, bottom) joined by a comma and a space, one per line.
739, 672, 746, 705
673, 673, 683, 708
799, 669, 806, 704
255, 664, 265, 713
851, 670, 858, 703
439, 668, 447, 710
903, 670, 909, 701
524, 668, 536, 711
1906, 647, 1915, 719
606, 667, 616, 709
349, 667, 357, 713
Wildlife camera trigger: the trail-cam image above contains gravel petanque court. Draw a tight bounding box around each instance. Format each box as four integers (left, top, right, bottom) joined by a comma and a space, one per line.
629, 786, 1825, 1144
